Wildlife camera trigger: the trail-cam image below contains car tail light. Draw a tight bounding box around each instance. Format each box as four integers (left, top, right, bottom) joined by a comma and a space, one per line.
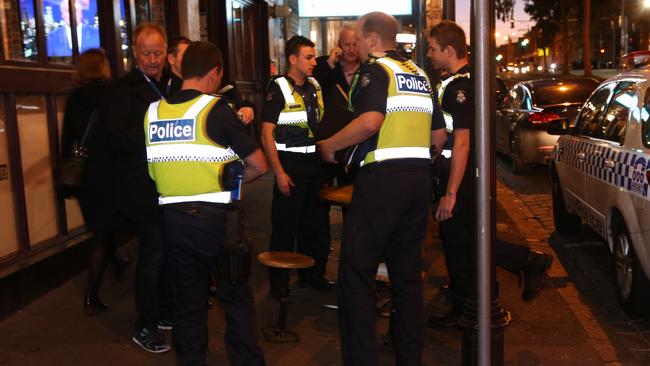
528, 112, 562, 124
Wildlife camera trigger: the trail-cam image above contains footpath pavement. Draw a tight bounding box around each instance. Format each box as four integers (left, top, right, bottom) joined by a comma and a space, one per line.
0, 172, 614, 365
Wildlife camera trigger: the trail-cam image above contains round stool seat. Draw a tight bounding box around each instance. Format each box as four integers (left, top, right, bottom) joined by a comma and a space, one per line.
257, 251, 315, 269
319, 184, 353, 207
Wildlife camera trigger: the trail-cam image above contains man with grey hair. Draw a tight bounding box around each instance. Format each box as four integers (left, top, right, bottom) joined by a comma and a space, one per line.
318, 11, 446, 365
106, 22, 173, 354
313, 25, 360, 184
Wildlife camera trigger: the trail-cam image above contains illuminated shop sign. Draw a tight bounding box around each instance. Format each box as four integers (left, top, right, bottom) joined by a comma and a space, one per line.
298, 0, 412, 17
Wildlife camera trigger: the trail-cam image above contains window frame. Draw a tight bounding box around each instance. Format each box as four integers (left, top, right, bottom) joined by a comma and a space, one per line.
599, 80, 638, 145
573, 82, 616, 137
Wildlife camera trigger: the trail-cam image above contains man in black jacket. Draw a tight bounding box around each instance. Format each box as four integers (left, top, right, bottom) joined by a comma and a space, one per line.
313, 25, 360, 183
105, 23, 174, 353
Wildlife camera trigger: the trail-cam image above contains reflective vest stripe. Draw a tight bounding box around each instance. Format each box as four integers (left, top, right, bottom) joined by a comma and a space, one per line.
277, 110, 308, 125
275, 143, 316, 154
183, 95, 215, 118
386, 95, 434, 114
375, 58, 404, 74
361, 147, 431, 166
441, 149, 452, 158
147, 95, 215, 122
437, 73, 470, 135
148, 100, 161, 121
276, 77, 296, 104
146, 144, 237, 163
159, 191, 232, 205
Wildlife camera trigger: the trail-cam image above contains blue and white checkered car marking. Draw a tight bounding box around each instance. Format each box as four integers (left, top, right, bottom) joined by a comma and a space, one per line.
557, 136, 650, 199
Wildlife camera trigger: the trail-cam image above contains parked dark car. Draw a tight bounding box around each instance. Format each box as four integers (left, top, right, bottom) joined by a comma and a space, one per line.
495, 77, 599, 173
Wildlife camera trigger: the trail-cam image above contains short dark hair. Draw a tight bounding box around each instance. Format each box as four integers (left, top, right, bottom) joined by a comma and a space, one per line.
285, 35, 314, 66
429, 20, 468, 58
168, 36, 191, 56
181, 41, 223, 80
359, 12, 399, 46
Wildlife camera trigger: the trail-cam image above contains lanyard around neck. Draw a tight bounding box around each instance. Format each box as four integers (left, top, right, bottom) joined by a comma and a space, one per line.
139, 68, 167, 100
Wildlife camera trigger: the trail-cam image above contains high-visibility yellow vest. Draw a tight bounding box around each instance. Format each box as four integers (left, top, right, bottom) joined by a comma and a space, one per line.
273, 76, 324, 153
359, 57, 434, 166
144, 94, 240, 205
437, 72, 470, 133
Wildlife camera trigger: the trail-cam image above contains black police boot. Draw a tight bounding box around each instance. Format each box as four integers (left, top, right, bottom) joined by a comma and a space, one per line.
521, 250, 553, 301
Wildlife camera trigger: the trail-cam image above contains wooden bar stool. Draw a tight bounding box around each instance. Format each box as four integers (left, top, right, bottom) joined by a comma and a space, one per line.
257, 251, 315, 342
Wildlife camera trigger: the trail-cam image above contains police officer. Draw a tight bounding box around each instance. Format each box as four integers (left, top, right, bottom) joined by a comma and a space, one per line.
144, 41, 267, 366
261, 35, 332, 295
427, 20, 553, 329
318, 12, 446, 365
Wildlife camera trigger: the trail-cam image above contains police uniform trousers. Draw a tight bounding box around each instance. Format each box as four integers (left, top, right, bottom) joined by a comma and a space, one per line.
163, 203, 264, 366
269, 151, 330, 289
438, 174, 533, 314
338, 160, 430, 366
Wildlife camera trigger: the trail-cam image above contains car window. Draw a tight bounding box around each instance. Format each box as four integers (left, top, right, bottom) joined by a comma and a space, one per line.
521, 87, 533, 110
531, 80, 599, 107
601, 81, 637, 144
506, 86, 524, 109
574, 83, 615, 137
641, 87, 650, 148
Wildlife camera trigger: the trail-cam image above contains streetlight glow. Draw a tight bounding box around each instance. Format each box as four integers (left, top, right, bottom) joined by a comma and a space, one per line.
644, 0, 650, 8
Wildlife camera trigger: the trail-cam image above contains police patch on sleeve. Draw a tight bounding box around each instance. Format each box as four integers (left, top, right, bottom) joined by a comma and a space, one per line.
360, 74, 371, 88
456, 90, 467, 103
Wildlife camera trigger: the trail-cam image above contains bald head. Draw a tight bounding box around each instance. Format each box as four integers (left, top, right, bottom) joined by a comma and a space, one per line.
359, 12, 398, 47
355, 12, 398, 61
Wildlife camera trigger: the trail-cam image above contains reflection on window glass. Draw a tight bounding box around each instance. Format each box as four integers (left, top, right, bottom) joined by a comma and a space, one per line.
135, 0, 150, 24
55, 95, 84, 230
601, 82, 635, 144
642, 89, 650, 148
576, 85, 613, 137
119, 0, 130, 70
16, 95, 58, 245
0, 97, 21, 257
1, 0, 39, 61
44, 0, 100, 61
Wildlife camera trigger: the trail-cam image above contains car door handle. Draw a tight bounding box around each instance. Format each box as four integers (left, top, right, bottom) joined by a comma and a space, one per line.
577, 152, 586, 161
604, 159, 615, 169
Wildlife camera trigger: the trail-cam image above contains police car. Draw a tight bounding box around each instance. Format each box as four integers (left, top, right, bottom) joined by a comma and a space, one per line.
549, 64, 650, 315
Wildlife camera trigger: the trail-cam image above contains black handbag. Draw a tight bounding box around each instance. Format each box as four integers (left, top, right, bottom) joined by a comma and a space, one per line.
58, 109, 99, 189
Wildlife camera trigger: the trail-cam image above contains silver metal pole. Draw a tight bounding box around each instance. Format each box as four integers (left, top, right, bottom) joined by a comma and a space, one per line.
473, 0, 493, 364
416, 0, 425, 67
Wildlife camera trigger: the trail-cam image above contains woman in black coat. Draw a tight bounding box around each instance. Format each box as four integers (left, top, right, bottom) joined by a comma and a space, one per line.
61, 49, 127, 315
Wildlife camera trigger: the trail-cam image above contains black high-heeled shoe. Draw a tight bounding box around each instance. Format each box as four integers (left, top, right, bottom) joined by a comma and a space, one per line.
84, 294, 109, 316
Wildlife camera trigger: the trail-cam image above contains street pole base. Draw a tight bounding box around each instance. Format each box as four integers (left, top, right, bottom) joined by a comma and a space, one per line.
459, 299, 511, 366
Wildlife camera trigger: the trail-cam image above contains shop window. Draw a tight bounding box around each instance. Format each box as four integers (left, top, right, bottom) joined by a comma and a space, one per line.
44, 0, 100, 63
118, 0, 130, 70
55, 94, 83, 231
16, 95, 58, 245
1, 0, 39, 62
0, 97, 21, 257
231, 1, 254, 81
135, 0, 150, 23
